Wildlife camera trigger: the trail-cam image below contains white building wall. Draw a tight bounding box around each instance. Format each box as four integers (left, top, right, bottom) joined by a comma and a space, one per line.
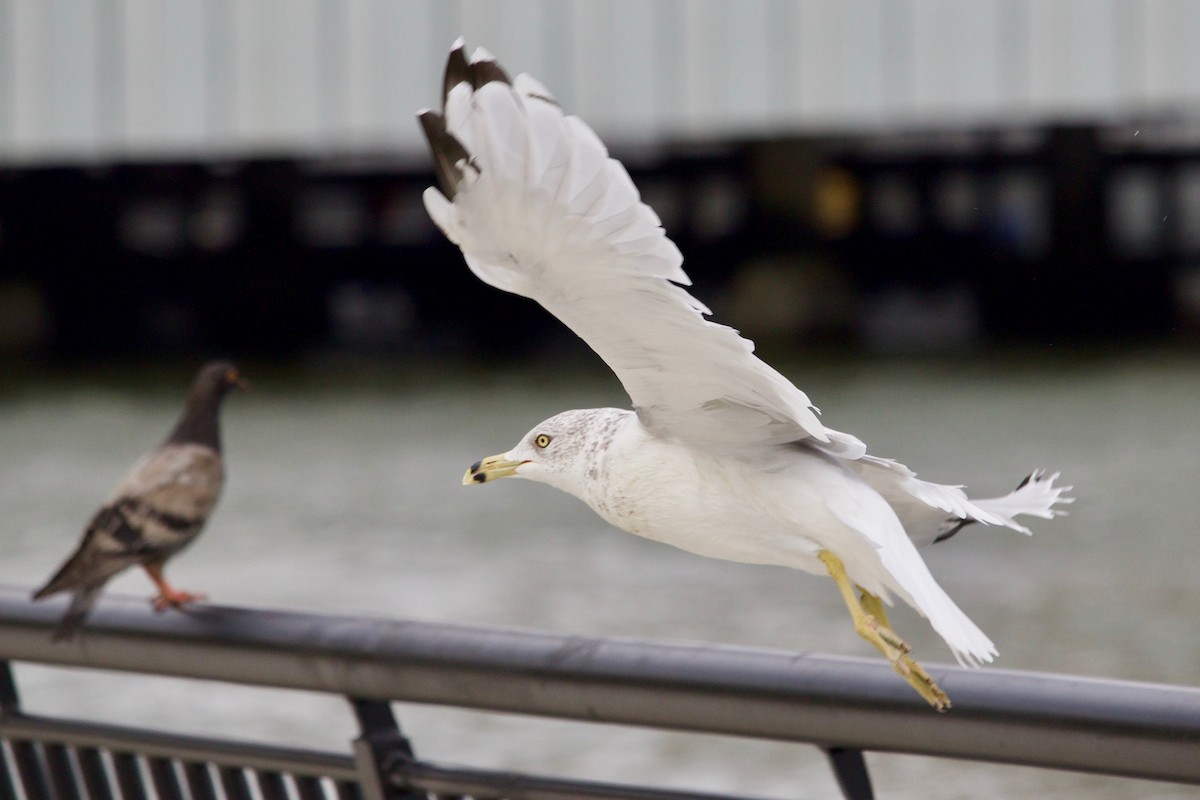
0, 0, 1198, 165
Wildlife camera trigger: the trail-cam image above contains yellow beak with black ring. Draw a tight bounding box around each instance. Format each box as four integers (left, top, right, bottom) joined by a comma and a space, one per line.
463, 454, 527, 485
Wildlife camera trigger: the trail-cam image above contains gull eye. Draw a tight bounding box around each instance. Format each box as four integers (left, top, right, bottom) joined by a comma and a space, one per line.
535, 434, 552, 448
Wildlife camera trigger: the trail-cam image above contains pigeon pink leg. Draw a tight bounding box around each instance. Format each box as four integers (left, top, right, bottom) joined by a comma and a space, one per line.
143, 563, 207, 612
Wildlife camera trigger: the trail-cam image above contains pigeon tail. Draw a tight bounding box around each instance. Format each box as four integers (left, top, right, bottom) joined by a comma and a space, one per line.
32, 559, 83, 600
50, 587, 103, 642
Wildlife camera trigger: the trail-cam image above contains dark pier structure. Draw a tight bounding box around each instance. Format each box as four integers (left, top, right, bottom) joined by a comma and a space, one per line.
2, 121, 1198, 361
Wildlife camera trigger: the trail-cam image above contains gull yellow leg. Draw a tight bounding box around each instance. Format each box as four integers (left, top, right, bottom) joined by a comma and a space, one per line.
858, 589, 895, 638
817, 550, 951, 711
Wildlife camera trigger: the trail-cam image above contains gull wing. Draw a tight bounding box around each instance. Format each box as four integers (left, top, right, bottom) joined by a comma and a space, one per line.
419, 40, 828, 448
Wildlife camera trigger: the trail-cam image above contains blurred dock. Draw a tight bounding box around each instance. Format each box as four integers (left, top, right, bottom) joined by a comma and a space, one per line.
3, 120, 1200, 361
2, 1, 1200, 362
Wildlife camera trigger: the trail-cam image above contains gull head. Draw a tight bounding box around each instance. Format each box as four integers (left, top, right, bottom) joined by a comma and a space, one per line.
463, 408, 630, 498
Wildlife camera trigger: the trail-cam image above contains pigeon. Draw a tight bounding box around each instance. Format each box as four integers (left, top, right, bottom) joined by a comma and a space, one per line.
32, 361, 246, 641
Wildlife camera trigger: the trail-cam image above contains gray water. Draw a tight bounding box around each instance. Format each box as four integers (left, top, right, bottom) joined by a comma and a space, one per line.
2, 353, 1199, 799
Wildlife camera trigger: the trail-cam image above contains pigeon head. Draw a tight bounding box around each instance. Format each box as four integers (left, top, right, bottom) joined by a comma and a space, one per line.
195, 360, 249, 398
166, 360, 246, 449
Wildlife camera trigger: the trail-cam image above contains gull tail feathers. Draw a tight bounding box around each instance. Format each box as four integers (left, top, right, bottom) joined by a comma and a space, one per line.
970, 470, 1073, 529
845, 451, 1072, 546
826, 490, 997, 668
925, 469, 1072, 544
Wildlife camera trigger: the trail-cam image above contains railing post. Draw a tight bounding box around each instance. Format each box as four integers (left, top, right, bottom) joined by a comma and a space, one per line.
347, 698, 424, 800
0, 660, 23, 800
824, 747, 875, 800
1, 660, 56, 800
0, 661, 19, 716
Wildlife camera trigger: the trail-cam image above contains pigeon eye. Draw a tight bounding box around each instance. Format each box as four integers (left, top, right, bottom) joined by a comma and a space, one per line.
535, 434, 552, 448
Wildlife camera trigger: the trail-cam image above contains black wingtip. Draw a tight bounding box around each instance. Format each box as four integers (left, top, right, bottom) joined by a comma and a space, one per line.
441, 39, 511, 107
426, 40, 510, 199
469, 57, 510, 89
418, 110, 471, 200
442, 41, 472, 105
932, 519, 974, 545
1015, 470, 1039, 491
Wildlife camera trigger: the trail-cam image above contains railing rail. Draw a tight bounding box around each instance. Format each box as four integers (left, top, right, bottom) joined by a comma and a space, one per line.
1, 585, 1198, 799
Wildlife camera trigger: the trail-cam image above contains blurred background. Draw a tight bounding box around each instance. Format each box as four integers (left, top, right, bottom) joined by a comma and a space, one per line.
2, 2, 1200, 799
3, 0, 1200, 359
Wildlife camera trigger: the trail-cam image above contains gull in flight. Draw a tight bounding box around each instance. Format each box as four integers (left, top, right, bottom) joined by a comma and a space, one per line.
419, 40, 1071, 709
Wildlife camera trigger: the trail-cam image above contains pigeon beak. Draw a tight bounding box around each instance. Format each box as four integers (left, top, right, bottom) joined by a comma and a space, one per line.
463, 454, 526, 485
225, 368, 250, 391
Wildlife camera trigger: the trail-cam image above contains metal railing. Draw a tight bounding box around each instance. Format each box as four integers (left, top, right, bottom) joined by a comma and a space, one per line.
0, 586, 1197, 800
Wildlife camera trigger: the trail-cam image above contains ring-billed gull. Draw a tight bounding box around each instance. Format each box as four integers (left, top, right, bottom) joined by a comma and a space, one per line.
32, 362, 246, 641
419, 41, 1071, 709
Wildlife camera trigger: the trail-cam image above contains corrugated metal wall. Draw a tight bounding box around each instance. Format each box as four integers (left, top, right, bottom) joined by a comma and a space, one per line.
1, 0, 1199, 165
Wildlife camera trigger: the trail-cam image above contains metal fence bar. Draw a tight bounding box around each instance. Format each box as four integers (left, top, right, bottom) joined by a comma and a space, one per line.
389, 758, 783, 800
332, 779, 362, 800
43, 743, 82, 800
184, 762, 219, 800
0, 747, 18, 800
111, 753, 148, 800
77, 747, 116, 800
1, 587, 1198, 786
256, 770, 290, 800
219, 767, 253, 800
0, 671, 23, 800
293, 775, 325, 800
10, 741, 50, 800
349, 697, 767, 800
0, 716, 359, 784
0, 712, 775, 800
149, 757, 186, 800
